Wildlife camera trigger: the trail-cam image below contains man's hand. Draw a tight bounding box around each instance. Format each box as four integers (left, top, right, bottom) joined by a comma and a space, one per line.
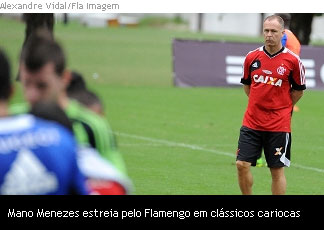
243, 85, 250, 97
291, 89, 304, 105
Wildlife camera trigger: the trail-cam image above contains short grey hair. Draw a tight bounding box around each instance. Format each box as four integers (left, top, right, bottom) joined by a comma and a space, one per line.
264, 15, 285, 30
275, 13, 291, 28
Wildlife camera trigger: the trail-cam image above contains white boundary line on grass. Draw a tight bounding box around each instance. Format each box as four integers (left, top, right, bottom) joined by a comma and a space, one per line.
115, 132, 234, 157
115, 131, 324, 174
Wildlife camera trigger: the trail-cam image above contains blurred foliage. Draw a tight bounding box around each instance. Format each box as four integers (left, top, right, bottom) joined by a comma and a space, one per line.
138, 16, 188, 28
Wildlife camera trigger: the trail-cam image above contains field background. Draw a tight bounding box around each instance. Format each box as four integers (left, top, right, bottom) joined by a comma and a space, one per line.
1, 16, 323, 195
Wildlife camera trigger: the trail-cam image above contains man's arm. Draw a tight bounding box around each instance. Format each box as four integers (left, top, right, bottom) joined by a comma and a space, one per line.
291, 89, 304, 105
243, 85, 250, 97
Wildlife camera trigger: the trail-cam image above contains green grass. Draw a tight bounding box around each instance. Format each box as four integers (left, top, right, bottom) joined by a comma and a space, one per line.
101, 87, 324, 195
1, 16, 324, 195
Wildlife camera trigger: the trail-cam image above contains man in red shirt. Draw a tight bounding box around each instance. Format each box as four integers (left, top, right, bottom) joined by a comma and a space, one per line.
256, 13, 302, 167
236, 15, 306, 195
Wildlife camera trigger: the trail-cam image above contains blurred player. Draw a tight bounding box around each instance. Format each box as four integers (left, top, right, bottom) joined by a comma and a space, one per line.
67, 71, 105, 116
12, 31, 128, 175
0, 48, 88, 195
236, 15, 305, 195
30, 102, 133, 195
65, 73, 132, 194
276, 13, 301, 56
30, 101, 73, 132
66, 71, 87, 96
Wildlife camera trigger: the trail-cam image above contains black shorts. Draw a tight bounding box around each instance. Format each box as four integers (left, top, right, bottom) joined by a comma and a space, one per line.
236, 126, 291, 168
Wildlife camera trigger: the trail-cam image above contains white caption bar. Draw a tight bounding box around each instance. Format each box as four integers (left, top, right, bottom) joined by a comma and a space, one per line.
0, 0, 322, 13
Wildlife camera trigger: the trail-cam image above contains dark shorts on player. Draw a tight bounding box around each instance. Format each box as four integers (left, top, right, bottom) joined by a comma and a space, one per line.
236, 126, 291, 168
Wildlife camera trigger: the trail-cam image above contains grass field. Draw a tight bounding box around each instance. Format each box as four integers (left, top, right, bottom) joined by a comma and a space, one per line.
1, 16, 324, 195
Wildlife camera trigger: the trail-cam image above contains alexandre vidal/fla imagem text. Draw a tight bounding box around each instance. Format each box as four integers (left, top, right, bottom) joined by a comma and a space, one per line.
0, 1, 120, 11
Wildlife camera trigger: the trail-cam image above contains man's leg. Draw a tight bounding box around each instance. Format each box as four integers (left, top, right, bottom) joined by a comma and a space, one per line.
236, 160, 253, 195
270, 167, 286, 195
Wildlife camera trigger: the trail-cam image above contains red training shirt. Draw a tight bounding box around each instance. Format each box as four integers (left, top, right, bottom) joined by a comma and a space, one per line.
240, 46, 306, 132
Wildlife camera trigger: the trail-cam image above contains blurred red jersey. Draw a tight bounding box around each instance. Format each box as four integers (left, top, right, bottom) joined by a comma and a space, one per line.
240, 46, 306, 132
